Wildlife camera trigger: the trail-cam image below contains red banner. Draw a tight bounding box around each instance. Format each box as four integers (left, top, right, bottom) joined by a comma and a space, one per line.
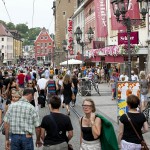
94, 0, 108, 37
111, 0, 140, 30
118, 32, 139, 45
67, 18, 74, 55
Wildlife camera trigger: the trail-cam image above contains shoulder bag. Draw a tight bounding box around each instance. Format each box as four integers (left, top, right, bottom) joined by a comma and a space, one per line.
126, 113, 149, 150
49, 114, 73, 150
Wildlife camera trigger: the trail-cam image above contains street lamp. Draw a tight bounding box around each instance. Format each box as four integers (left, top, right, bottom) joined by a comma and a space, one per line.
62, 40, 69, 68
74, 26, 94, 65
111, 0, 148, 81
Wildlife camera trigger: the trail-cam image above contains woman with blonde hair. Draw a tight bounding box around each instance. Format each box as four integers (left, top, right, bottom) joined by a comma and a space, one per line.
139, 71, 149, 111
62, 74, 72, 115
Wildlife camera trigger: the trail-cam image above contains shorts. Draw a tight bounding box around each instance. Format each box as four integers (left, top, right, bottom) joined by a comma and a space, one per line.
141, 94, 148, 102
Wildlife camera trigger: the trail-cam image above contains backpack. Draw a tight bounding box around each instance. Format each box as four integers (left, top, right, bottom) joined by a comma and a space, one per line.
47, 80, 57, 95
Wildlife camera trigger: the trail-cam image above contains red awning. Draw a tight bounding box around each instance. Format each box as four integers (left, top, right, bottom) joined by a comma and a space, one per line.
91, 56, 101, 62
105, 56, 124, 63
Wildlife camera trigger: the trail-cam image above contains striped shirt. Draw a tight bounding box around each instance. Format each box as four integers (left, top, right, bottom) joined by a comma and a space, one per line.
47, 80, 56, 94
4, 97, 40, 135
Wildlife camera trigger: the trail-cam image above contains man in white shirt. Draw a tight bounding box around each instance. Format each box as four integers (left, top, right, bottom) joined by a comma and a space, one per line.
44, 68, 50, 79
37, 74, 47, 108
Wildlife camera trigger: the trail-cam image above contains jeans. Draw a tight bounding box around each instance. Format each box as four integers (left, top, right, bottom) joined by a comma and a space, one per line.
11, 134, 34, 150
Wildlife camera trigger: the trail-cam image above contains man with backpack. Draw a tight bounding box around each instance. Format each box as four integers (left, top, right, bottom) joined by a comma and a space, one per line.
45, 75, 57, 102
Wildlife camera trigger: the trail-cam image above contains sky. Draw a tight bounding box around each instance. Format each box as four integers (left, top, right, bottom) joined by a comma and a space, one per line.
0, 0, 54, 33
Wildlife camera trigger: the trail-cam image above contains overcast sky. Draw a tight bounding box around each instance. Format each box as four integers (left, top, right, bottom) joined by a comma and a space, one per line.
0, 0, 54, 33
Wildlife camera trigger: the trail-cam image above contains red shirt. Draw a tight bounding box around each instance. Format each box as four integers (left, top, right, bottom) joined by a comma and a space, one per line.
18, 73, 25, 85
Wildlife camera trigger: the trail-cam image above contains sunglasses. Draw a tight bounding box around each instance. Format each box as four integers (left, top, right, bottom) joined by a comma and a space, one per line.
82, 105, 92, 107
28, 83, 33, 84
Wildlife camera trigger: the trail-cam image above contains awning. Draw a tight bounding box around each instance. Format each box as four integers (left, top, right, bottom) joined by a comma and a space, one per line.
105, 56, 124, 63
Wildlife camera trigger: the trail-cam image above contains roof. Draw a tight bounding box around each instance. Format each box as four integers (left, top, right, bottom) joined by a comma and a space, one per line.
0, 23, 13, 37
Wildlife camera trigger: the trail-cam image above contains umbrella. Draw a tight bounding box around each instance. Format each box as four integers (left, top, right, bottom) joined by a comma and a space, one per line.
60, 59, 83, 65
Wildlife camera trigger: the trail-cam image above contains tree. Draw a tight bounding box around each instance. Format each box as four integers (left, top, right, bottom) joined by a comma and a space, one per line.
7, 22, 15, 30
16, 23, 29, 34
0, 20, 6, 26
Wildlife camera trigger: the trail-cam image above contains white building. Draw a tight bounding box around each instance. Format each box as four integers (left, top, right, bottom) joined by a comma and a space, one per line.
0, 23, 13, 65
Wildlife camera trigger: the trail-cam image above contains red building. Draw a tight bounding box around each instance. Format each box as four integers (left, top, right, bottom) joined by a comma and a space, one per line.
34, 27, 54, 65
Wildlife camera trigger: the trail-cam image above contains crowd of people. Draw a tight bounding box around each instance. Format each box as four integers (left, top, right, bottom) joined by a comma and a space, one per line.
0, 64, 149, 150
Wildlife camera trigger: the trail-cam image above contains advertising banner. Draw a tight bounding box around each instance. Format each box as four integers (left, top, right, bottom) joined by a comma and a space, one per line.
118, 32, 139, 45
111, 0, 140, 30
67, 18, 74, 55
94, 0, 108, 37
117, 82, 140, 120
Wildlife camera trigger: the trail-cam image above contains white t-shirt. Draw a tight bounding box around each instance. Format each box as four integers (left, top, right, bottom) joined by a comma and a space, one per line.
37, 78, 47, 90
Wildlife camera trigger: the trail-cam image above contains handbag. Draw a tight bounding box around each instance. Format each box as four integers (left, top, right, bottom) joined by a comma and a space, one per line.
126, 114, 149, 150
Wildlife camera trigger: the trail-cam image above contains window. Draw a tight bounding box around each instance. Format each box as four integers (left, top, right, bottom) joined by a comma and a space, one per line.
45, 43, 47, 47
68, 0, 71, 2
41, 37, 43, 40
49, 43, 51, 46
41, 43, 43, 47
37, 43, 40, 46
45, 36, 48, 39
2, 38, 4, 41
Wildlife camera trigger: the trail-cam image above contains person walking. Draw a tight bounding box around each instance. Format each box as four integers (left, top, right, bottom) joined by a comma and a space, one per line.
71, 74, 79, 107
41, 95, 73, 150
139, 71, 149, 111
61, 74, 72, 115
80, 98, 101, 150
118, 95, 148, 150
4, 88, 42, 150
37, 74, 47, 108
17, 70, 26, 88
45, 75, 57, 101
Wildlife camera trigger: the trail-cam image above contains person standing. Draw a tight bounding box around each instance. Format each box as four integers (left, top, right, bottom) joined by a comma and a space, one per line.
118, 95, 148, 150
139, 71, 149, 111
44, 68, 50, 79
41, 95, 73, 150
4, 88, 42, 150
80, 98, 101, 150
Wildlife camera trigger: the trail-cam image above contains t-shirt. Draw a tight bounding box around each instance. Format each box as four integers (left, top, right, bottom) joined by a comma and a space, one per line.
41, 112, 73, 146
17, 73, 25, 85
120, 112, 146, 144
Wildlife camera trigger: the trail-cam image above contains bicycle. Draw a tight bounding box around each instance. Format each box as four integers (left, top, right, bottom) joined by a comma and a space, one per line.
142, 97, 150, 126
78, 78, 101, 96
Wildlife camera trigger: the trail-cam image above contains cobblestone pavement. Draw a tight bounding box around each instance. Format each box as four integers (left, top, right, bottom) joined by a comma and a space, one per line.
0, 83, 150, 149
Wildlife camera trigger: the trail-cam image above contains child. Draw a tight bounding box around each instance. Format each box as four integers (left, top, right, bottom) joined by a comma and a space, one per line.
109, 78, 115, 100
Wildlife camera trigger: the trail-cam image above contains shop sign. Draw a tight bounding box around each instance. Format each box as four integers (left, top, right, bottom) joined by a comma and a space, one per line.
118, 32, 139, 45
67, 18, 74, 55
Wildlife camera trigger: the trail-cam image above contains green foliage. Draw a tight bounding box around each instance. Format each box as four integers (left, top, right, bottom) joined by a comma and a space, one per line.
7, 22, 15, 30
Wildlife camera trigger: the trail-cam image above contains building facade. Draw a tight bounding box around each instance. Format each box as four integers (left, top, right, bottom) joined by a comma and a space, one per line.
0, 23, 13, 65
9, 30, 23, 64
70, 0, 149, 73
34, 27, 54, 66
